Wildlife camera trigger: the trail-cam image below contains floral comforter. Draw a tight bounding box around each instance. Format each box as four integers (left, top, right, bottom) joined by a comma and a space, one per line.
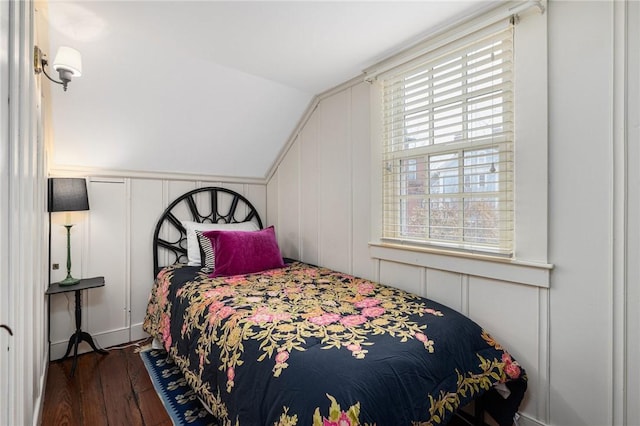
143, 261, 526, 426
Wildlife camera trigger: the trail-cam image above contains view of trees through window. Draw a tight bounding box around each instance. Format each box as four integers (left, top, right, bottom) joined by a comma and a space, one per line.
399, 148, 502, 245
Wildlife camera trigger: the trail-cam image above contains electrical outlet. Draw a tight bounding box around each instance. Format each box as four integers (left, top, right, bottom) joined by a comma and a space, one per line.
52, 263, 59, 270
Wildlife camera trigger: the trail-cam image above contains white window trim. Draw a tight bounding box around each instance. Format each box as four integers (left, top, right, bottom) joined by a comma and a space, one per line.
369, 1, 549, 266
380, 24, 515, 254
369, 242, 552, 288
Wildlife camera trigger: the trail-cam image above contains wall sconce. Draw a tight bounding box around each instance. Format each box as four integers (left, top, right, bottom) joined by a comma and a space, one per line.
34, 46, 82, 91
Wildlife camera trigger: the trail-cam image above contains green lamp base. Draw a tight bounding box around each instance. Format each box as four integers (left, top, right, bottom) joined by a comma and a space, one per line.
57, 275, 80, 286
57, 224, 79, 286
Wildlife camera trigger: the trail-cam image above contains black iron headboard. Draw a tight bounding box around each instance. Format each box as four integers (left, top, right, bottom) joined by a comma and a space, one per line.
152, 186, 263, 276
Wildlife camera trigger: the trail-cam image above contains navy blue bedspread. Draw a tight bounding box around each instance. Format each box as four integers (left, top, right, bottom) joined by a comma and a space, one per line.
144, 261, 526, 426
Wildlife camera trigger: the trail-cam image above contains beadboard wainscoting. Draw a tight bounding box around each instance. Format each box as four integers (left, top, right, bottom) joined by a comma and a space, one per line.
48, 177, 267, 360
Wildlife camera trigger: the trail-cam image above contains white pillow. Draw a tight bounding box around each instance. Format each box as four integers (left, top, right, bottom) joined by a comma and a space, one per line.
182, 221, 259, 266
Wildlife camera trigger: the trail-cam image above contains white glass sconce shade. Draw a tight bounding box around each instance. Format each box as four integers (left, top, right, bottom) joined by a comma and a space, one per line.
53, 46, 82, 77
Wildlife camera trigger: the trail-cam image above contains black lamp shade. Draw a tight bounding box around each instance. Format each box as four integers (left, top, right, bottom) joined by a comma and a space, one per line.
48, 178, 90, 212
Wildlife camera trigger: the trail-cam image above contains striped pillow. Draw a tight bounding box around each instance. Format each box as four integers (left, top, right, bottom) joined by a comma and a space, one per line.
196, 230, 216, 270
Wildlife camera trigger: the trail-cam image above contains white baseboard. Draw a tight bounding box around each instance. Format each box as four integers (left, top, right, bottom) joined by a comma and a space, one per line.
32, 347, 49, 426
481, 411, 546, 426
130, 322, 149, 342
516, 412, 547, 426
50, 327, 129, 360
50, 325, 151, 360
460, 402, 546, 426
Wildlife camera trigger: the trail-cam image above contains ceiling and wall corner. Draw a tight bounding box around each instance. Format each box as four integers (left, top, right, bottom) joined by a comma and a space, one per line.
43, 0, 496, 180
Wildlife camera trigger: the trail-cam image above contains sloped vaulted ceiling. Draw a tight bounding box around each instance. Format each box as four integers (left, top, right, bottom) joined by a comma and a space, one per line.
44, 0, 493, 179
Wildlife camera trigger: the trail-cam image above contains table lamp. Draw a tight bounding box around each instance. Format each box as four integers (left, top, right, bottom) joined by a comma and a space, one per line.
48, 178, 90, 286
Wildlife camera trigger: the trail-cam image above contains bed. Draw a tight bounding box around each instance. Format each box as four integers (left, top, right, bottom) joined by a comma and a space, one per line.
144, 187, 527, 426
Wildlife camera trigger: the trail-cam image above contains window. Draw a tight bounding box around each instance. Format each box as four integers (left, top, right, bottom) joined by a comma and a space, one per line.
381, 25, 514, 255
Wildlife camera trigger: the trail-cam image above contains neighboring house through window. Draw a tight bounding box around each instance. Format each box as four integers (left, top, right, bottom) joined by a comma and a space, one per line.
381, 24, 514, 255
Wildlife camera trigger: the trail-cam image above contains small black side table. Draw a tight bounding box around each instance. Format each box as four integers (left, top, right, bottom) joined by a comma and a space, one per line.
46, 276, 109, 376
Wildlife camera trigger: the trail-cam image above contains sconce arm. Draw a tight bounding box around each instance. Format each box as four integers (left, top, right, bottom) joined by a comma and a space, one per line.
41, 58, 70, 91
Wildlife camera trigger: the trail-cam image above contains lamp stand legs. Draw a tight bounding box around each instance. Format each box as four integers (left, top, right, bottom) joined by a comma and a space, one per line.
61, 289, 108, 377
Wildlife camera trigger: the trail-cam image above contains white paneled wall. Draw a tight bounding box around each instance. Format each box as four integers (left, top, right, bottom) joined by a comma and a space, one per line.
317, 90, 352, 274
299, 112, 319, 265
41, 4, 639, 426
269, 81, 545, 424
626, 2, 640, 422
130, 179, 164, 339
424, 269, 463, 312
350, 82, 374, 279
277, 141, 300, 258
1, 1, 49, 424
379, 261, 423, 296
270, 75, 553, 421
86, 179, 129, 346
266, 2, 639, 419
380, 261, 546, 423
273, 83, 376, 280
49, 178, 266, 359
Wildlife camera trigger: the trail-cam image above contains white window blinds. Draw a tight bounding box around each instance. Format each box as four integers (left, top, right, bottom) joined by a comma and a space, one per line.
381, 24, 514, 255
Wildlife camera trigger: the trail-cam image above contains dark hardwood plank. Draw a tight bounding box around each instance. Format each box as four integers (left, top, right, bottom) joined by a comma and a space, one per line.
43, 341, 464, 426
125, 343, 172, 426
77, 351, 108, 426
125, 343, 154, 394
98, 348, 144, 426
42, 359, 83, 426
136, 388, 173, 426
42, 340, 171, 426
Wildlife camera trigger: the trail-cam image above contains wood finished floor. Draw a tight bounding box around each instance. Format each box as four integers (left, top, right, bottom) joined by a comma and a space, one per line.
42, 340, 469, 426
42, 339, 171, 426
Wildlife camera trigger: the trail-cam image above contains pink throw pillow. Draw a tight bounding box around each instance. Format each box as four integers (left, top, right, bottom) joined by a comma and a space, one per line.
203, 226, 285, 277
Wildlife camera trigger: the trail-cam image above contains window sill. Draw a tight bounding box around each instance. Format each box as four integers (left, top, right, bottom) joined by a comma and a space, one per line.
369, 242, 553, 288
